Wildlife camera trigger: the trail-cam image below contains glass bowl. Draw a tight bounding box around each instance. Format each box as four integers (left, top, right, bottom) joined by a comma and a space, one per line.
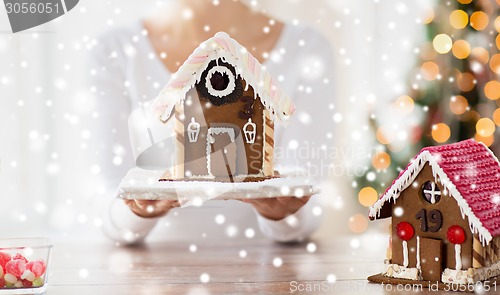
0, 238, 52, 294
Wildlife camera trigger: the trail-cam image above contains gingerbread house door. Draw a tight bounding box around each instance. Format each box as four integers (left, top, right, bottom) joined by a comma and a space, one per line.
207, 127, 237, 178
420, 237, 442, 282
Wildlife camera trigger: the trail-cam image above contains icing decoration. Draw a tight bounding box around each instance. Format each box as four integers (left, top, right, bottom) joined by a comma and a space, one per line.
150, 32, 295, 124
447, 225, 466, 245
402, 241, 409, 268
396, 222, 413, 268
243, 118, 256, 144
187, 117, 200, 143
447, 225, 466, 270
416, 236, 421, 270
455, 244, 462, 270
396, 222, 414, 241
196, 60, 243, 106
205, 65, 236, 98
422, 181, 441, 204
369, 139, 500, 246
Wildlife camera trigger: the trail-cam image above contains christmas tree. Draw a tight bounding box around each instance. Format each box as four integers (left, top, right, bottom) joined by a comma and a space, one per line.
358, 0, 500, 207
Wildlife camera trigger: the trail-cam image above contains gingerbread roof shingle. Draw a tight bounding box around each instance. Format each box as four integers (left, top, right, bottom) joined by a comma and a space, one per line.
369, 139, 500, 245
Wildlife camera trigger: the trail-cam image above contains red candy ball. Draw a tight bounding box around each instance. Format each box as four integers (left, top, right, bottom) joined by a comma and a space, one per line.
12, 253, 28, 263
5, 259, 26, 278
0, 252, 11, 269
27, 260, 46, 277
447, 225, 466, 244
396, 222, 414, 241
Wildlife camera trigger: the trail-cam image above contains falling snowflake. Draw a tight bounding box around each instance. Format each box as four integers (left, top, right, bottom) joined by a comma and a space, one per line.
200, 273, 210, 283
272, 257, 283, 267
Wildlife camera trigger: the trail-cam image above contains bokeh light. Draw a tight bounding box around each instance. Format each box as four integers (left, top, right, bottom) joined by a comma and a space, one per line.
420, 42, 438, 60
432, 123, 451, 143
457, 0, 472, 4
372, 152, 391, 170
348, 214, 368, 234
421, 61, 440, 80
475, 133, 494, 147
490, 54, 500, 74
449, 10, 468, 29
484, 81, 500, 100
394, 95, 415, 115
422, 7, 435, 25
457, 72, 475, 92
433, 34, 453, 54
452, 40, 471, 59
470, 11, 489, 31
376, 127, 391, 145
476, 118, 495, 137
358, 187, 378, 207
496, 35, 500, 51
471, 47, 490, 64
493, 109, 500, 126
449, 95, 468, 115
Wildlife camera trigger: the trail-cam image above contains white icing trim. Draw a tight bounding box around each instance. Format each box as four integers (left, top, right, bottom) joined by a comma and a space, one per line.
416, 236, 421, 270
187, 117, 200, 143
243, 118, 256, 144
205, 65, 236, 98
369, 150, 494, 245
455, 244, 462, 270
206, 127, 236, 177
423, 181, 441, 204
384, 264, 420, 281
403, 240, 409, 267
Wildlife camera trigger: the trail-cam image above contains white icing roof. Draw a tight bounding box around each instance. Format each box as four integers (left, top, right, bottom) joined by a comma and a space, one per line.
150, 32, 295, 124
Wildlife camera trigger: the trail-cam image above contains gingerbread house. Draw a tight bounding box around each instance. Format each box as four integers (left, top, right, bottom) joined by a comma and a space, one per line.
369, 139, 500, 285
151, 32, 294, 182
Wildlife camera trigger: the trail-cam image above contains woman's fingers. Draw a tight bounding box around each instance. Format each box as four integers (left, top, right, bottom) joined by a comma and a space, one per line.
124, 199, 179, 218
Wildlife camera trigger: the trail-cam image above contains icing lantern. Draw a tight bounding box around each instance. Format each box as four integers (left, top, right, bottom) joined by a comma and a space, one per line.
447, 225, 466, 244
396, 222, 414, 241
187, 117, 201, 143
243, 118, 256, 144
447, 225, 466, 270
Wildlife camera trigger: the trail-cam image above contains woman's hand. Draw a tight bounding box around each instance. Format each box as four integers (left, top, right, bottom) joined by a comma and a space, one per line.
240, 196, 311, 221
124, 199, 180, 218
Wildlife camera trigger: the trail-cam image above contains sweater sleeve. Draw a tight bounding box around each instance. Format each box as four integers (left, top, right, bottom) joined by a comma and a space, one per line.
87, 31, 160, 245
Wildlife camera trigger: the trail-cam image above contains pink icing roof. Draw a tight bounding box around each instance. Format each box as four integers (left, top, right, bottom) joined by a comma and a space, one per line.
369, 139, 500, 244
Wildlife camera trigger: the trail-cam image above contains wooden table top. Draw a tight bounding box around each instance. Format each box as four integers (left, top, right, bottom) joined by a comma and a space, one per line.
45, 234, 499, 294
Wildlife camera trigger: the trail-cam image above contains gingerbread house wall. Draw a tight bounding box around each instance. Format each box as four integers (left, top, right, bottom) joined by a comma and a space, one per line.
173, 79, 273, 180
391, 164, 473, 275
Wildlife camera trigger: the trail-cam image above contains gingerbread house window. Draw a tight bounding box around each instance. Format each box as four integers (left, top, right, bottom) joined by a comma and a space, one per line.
422, 181, 441, 204
205, 65, 236, 98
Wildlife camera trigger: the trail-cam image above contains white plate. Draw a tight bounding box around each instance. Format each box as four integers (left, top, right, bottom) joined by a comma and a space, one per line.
116, 167, 320, 201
